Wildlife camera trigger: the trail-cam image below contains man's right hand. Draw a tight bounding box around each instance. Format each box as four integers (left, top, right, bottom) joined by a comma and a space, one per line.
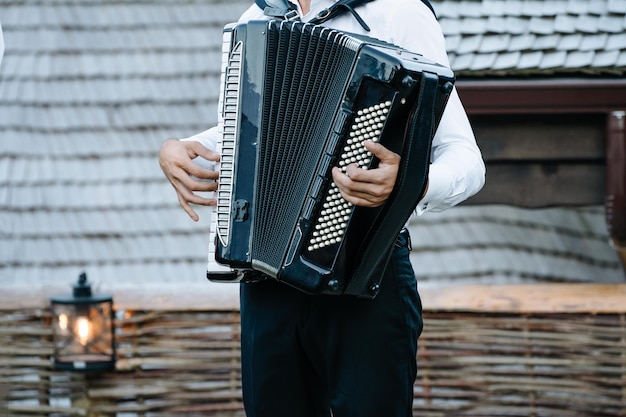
158, 139, 220, 222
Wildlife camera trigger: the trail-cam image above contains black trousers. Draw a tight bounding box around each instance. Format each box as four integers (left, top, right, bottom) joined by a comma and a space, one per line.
239, 230, 423, 417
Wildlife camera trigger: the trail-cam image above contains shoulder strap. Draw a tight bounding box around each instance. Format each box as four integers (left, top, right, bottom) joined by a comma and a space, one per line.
308, 0, 376, 30
255, 0, 299, 20
254, 0, 437, 31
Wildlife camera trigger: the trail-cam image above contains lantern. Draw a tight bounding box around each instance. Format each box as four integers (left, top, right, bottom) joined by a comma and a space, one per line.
51, 272, 115, 372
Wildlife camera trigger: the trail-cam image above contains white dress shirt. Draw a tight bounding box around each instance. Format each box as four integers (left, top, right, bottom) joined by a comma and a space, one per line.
183, 0, 485, 215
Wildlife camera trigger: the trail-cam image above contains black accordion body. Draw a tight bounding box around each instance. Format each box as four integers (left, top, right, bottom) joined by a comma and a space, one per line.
207, 20, 454, 298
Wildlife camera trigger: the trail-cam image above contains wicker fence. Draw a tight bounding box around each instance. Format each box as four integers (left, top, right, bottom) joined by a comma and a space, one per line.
2, 283, 626, 417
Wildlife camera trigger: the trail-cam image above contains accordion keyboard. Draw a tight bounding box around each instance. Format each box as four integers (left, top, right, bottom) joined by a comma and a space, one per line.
307, 100, 392, 252
214, 33, 243, 248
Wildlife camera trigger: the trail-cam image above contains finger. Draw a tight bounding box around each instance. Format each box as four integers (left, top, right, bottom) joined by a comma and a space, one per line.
173, 179, 217, 222
332, 167, 386, 206
364, 140, 400, 165
187, 178, 218, 193
176, 156, 219, 182
185, 140, 221, 162
177, 193, 200, 222
173, 179, 217, 206
166, 163, 217, 193
344, 164, 360, 180
186, 165, 219, 183
160, 139, 220, 181
337, 187, 385, 207
333, 165, 373, 194
341, 164, 387, 190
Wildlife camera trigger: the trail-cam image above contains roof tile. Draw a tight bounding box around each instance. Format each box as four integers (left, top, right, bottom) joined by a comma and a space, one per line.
558, 33, 583, 50
460, 1, 484, 17
522, 1, 548, 17
485, 16, 508, 33
579, 33, 608, 50
470, 52, 498, 70
593, 49, 620, 67
564, 50, 595, 68
445, 35, 462, 53
440, 18, 461, 35
479, 34, 511, 53
461, 17, 488, 34
435, 1, 461, 18
492, 51, 522, 69
508, 34, 537, 51
528, 16, 557, 35
518, 51, 543, 69
541, 0, 570, 16
450, 53, 474, 71
504, 16, 529, 34
606, 32, 626, 51
607, 0, 626, 13
457, 35, 484, 54
539, 50, 568, 68
500, 0, 524, 16
596, 15, 625, 33
534, 34, 561, 50
575, 14, 600, 33
587, 0, 609, 15
481, 0, 507, 16
553, 14, 578, 33
567, 0, 590, 14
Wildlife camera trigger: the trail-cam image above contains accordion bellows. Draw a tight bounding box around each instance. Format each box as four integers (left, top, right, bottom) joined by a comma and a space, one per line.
207, 20, 454, 298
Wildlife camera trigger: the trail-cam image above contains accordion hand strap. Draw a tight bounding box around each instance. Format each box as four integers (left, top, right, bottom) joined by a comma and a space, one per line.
346, 71, 446, 297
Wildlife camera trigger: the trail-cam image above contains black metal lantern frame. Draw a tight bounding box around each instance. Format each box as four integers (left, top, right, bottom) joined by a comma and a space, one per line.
51, 272, 116, 372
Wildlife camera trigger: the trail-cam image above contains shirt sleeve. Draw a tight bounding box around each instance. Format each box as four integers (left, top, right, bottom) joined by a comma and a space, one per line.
386, 0, 486, 215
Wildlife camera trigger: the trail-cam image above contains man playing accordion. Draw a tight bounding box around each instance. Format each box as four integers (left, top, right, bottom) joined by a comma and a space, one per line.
159, 1, 485, 416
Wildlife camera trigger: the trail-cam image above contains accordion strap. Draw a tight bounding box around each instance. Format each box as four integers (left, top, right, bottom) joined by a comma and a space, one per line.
346, 71, 446, 297
259, 0, 299, 21
255, 0, 436, 32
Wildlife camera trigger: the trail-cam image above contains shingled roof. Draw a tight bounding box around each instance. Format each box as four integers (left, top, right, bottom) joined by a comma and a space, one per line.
0, 0, 251, 286
0, 0, 624, 288
438, 0, 626, 76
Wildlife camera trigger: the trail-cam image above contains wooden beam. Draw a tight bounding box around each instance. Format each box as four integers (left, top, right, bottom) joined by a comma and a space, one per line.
419, 283, 626, 314
0, 282, 240, 312
4, 282, 626, 314
458, 79, 626, 115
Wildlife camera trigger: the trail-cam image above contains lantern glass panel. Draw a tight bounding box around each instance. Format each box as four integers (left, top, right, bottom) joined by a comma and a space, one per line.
51, 299, 115, 371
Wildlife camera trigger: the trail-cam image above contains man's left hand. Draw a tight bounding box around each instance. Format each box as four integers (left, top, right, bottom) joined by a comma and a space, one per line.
331, 140, 400, 207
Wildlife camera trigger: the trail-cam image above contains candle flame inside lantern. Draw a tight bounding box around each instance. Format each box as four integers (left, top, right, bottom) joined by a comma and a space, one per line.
76, 317, 91, 346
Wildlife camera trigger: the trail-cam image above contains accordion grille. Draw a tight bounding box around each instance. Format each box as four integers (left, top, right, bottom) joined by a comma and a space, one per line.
252, 22, 358, 270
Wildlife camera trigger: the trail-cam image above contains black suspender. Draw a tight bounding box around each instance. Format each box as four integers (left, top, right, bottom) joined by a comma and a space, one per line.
253, 0, 437, 32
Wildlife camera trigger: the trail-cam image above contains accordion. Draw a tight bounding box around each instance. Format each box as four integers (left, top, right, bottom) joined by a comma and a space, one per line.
207, 20, 454, 298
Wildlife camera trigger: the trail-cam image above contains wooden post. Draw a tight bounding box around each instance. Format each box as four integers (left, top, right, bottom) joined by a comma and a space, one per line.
606, 110, 626, 270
